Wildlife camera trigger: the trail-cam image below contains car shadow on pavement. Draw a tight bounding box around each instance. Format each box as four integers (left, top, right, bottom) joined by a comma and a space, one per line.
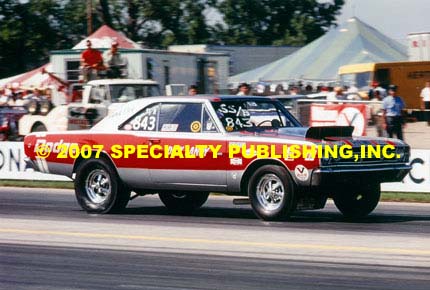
121, 205, 430, 225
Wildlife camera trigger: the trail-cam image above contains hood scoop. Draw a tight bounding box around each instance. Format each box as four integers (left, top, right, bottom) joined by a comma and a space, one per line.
279, 126, 354, 140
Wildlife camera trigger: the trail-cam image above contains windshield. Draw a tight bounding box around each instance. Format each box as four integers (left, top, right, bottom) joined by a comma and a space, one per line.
211, 99, 300, 132
109, 84, 161, 103
340, 72, 372, 89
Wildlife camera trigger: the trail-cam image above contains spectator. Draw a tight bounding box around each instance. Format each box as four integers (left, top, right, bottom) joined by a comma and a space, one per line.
382, 85, 405, 140
80, 40, 104, 82
3, 88, 19, 106
15, 90, 26, 106
103, 41, 127, 78
368, 81, 387, 99
0, 87, 7, 105
370, 90, 385, 137
420, 81, 430, 125
237, 83, 251, 96
289, 86, 299, 95
328, 87, 346, 101
188, 85, 198, 96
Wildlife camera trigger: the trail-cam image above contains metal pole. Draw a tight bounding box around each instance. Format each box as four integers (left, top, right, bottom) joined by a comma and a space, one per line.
87, 0, 93, 35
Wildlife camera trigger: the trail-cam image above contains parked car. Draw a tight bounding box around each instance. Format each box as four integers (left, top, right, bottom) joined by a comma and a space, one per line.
0, 105, 28, 141
24, 96, 411, 221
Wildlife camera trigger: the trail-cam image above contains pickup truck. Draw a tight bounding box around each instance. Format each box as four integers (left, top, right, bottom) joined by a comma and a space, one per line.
18, 79, 160, 135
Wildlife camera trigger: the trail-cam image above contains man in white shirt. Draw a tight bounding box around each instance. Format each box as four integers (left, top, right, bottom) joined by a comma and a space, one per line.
103, 41, 127, 78
420, 81, 430, 125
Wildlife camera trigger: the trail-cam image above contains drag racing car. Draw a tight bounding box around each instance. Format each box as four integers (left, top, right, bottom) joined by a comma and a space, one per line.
24, 96, 411, 221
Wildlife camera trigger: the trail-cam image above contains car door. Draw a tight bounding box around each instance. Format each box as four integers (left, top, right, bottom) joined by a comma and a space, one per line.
147, 101, 228, 191
115, 102, 159, 189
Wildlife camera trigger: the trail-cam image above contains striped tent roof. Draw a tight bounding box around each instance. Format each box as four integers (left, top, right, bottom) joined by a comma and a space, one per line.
0, 63, 64, 89
72, 25, 141, 49
229, 17, 407, 84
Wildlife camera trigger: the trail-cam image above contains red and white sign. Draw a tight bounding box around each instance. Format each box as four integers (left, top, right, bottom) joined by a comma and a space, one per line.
310, 103, 367, 136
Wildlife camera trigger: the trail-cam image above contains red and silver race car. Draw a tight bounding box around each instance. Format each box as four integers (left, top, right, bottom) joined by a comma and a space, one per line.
24, 96, 411, 221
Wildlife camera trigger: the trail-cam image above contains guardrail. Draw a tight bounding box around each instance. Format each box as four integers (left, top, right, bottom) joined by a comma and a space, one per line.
0, 141, 428, 192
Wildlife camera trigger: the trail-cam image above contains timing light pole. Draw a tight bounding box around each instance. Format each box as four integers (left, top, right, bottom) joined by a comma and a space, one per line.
87, 0, 93, 35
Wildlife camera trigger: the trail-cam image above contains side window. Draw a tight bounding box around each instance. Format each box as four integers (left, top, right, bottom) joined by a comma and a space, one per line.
202, 108, 218, 133
120, 103, 159, 131
159, 103, 202, 133
89, 86, 106, 104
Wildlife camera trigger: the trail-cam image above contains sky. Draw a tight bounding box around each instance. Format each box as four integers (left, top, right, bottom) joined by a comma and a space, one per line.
337, 0, 430, 43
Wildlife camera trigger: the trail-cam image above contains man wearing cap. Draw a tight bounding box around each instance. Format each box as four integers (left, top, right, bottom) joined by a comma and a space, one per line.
237, 83, 251, 96
382, 85, 405, 140
80, 40, 104, 82
103, 41, 127, 78
368, 81, 387, 99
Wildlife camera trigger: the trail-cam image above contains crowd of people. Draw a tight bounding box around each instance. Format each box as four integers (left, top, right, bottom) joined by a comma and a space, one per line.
228, 81, 419, 141
230, 81, 362, 98
80, 40, 127, 82
0, 86, 53, 111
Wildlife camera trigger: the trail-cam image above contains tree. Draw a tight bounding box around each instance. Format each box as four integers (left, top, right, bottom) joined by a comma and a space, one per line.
0, 0, 65, 77
0, 0, 344, 78
212, 0, 344, 45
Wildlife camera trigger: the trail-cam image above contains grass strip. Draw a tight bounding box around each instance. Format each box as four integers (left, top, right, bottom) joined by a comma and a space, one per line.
0, 179, 74, 189
380, 192, 430, 203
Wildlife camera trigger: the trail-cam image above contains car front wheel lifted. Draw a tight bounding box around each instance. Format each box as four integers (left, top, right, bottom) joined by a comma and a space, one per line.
333, 183, 381, 219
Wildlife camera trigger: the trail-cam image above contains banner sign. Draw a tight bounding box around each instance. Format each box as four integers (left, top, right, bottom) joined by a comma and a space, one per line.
381, 149, 430, 193
310, 103, 367, 136
0, 142, 429, 192
0, 142, 70, 181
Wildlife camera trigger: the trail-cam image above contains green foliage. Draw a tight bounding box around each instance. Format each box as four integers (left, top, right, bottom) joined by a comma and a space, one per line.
0, 0, 344, 78
213, 0, 344, 45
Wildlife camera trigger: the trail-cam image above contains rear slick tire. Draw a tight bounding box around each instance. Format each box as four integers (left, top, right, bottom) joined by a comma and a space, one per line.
74, 158, 130, 214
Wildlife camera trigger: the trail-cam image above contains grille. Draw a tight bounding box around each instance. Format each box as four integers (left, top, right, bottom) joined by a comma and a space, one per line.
321, 145, 409, 166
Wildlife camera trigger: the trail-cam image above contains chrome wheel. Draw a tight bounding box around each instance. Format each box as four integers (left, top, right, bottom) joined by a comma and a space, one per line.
255, 173, 285, 211
85, 169, 111, 204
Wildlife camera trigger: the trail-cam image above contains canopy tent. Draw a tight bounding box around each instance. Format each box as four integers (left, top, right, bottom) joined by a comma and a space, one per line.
0, 63, 65, 90
72, 25, 141, 49
229, 17, 408, 84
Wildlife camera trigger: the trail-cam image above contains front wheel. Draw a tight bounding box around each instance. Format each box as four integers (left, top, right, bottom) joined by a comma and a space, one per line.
158, 192, 209, 214
333, 183, 381, 219
248, 165, 296, 221
74, 158, 130, 213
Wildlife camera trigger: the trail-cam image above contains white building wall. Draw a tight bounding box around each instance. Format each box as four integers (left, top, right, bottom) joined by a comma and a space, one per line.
408, 33, 430, 61
50, 53, 80, 80
50, 49, 229, 92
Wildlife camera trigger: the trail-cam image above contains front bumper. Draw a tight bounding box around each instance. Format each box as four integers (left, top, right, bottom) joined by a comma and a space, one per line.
310, 164, 411, 187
